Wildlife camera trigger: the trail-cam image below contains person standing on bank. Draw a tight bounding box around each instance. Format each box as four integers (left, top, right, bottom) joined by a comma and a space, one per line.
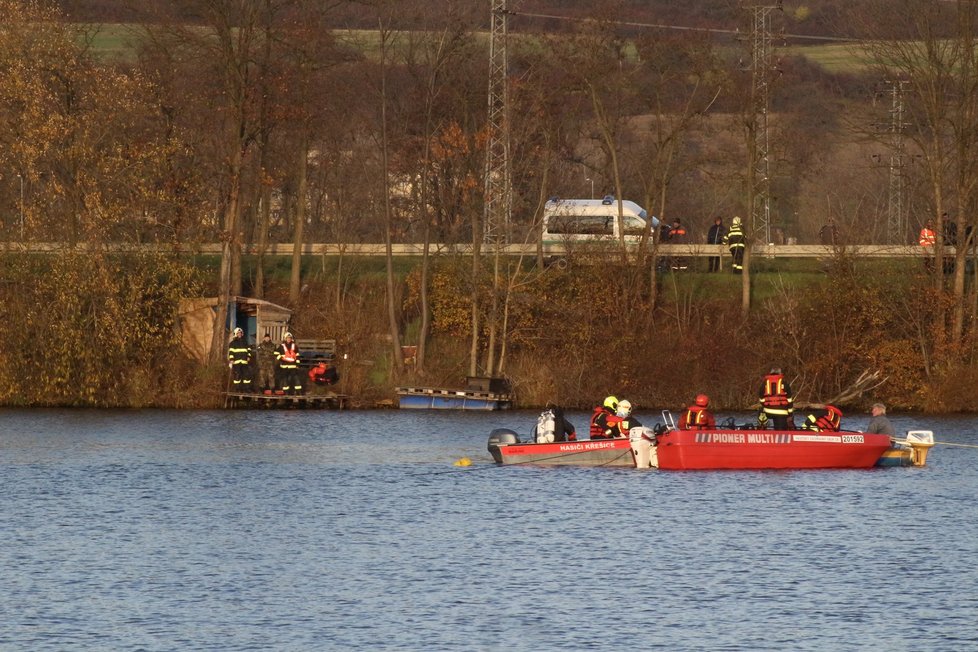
256, 332, 278, 394
724, 216, 746, 274
759, 367, 794, 429
227, 327, 253, 392
276, 332, 303, 395
866, 402, 896, 437
707, 216, 725, 272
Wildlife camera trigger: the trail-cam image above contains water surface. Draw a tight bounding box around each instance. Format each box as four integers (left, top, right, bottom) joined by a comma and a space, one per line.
1, 408, 976, 651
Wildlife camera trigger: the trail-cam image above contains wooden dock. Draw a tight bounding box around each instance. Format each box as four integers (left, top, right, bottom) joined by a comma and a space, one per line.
224, 391, 348, 409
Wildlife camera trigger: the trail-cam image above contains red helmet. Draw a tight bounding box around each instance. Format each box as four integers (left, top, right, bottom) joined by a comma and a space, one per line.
695, 393, 709, 407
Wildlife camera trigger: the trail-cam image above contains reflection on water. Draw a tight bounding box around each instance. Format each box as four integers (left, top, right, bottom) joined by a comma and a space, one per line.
1, 408, 977, 651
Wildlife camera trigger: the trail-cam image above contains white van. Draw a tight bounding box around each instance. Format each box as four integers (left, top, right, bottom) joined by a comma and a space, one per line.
541, 196, 659, 247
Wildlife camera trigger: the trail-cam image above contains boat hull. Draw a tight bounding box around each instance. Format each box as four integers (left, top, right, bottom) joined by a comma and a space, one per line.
490, 438, 635, 466
655, 429, 891, 470
397, 387, 512, 410
489, 428, 894, 470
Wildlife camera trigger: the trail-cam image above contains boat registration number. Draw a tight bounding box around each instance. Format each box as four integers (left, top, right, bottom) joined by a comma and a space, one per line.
841, 435, 865, 444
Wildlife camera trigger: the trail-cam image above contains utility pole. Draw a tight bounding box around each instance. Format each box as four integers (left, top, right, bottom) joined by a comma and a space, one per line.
884, 79, 908, 245
484, 0, 511, 245
747, 3, 781, 244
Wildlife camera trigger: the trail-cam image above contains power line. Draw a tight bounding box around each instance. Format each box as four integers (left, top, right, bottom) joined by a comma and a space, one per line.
511, 10, 857, 43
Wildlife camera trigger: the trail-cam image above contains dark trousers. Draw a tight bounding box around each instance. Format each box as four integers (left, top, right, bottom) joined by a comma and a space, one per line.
280, 365, 302, 394
708, 256, 720, 272
730, 247, 744, 273
231, 363, 252, 390
763, 410, 793, 430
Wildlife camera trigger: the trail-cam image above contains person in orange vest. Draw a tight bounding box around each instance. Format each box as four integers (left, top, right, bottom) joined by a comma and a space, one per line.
759, 367, 794, 429
679, 394, 716, 430
308, 361, 339, 387
590, 396, 620, 439
919, 219, 937, 272
918, 220, 937, 247
276, 332, 303, 395
804, 405, 843, 432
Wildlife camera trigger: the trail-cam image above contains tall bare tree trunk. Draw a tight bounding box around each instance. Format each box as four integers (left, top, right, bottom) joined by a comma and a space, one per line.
379, 22, 403, 377
469, 212, 481, 378
210, 145, 244, 364
289, 135, 308, 306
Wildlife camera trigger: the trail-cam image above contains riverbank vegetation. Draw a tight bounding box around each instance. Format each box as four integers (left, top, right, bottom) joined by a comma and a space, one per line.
4, 1, 978, 410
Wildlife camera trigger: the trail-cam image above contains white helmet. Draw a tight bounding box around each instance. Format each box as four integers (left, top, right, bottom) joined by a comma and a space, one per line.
233, 327, 243, 336
284, 332, 293, 339
616, 400, 632, 418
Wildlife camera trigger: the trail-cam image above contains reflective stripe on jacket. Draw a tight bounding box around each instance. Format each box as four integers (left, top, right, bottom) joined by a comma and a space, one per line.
760, 373, 793, 414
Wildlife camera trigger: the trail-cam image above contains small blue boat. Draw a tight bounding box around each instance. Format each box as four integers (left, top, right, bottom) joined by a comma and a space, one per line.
396, 386, 513, 410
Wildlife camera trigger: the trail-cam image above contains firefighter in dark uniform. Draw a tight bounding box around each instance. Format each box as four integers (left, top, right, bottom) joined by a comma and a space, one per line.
276, 332, 303, 395
679, 394, 716, 430
759, 367, 794, 429
724, 216, 746, 273
227, 327, 253, 391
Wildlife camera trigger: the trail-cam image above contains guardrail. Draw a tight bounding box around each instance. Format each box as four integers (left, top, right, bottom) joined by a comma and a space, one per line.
0, 241, 962, 258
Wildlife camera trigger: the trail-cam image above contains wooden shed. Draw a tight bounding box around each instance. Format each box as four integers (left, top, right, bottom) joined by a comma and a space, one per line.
178, 296, 292, 362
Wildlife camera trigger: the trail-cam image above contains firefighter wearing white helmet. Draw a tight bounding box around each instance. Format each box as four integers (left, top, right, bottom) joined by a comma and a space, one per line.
276, 331, 303, 395
724, 216, 746, 273
227, 326, 253, 391
591, 396, 641, 439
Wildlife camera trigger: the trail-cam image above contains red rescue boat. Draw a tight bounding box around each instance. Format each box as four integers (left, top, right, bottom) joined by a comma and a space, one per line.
487, 424, 901, 470
654, 428, 891, 470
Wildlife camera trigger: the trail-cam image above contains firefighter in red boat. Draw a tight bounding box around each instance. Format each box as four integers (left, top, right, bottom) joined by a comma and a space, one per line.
679, 394, 716, 430
759, 367, 794, 429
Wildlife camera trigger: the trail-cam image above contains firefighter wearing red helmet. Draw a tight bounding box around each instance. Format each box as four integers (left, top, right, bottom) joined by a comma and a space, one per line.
679, 393, 716, 430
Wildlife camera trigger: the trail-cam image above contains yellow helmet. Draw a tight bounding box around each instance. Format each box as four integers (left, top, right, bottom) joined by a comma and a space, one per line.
603, 395, 619, 410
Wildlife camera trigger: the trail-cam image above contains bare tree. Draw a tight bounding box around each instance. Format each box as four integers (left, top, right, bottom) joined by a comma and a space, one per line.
855, 0, 978, 352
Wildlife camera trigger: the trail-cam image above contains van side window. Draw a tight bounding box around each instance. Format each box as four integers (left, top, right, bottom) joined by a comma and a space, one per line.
548, 215, 613, 235
622, 216, 646, 236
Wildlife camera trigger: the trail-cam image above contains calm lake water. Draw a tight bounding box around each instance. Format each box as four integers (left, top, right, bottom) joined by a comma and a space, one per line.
1, 408, 976, 651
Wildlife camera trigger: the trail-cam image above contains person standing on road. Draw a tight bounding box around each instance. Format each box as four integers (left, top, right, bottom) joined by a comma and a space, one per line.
707, 217, 725, 272
724, 216, 746, 274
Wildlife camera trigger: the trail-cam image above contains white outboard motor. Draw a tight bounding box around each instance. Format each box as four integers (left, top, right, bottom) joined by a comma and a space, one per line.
629, 426, 658, 469
905, 430, 935, 467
